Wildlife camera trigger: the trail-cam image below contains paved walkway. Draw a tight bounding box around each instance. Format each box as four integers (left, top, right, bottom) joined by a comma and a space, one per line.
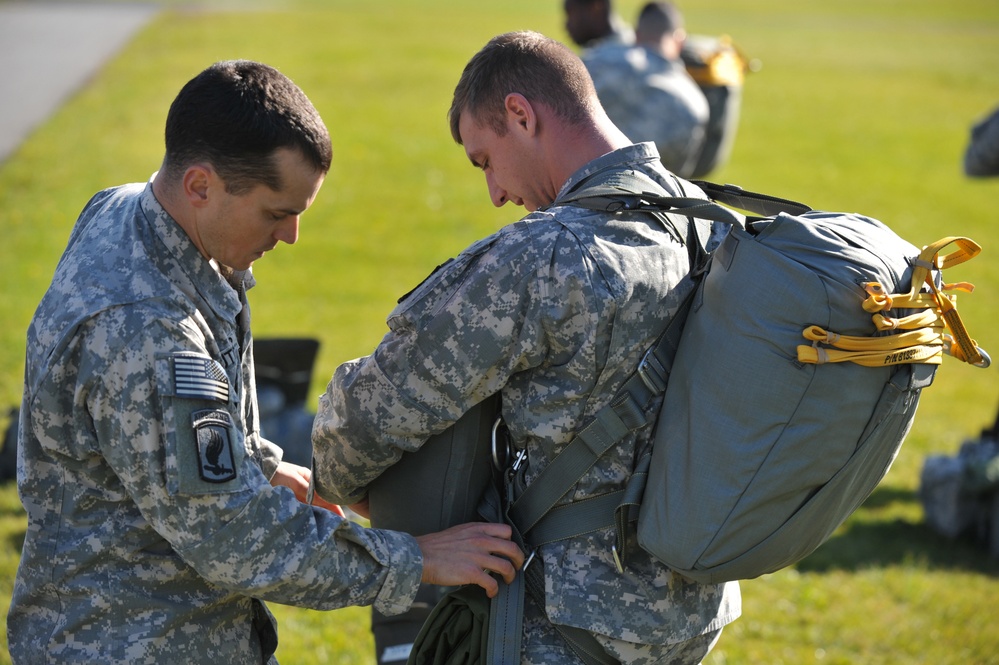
0, 2, 159, 164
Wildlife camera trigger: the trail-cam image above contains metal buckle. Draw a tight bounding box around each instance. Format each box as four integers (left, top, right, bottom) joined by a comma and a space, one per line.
611, 544, 624, 574
512, 448, 528, 471
522, 549, 537, 571
490, 416, 509, 471
637, 347, 667, 394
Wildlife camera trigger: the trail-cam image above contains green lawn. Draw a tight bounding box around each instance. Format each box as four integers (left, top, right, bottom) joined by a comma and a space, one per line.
2, 1, 999, 663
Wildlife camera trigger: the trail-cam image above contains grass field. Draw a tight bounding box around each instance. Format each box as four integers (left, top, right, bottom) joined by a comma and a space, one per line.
2, 0, 999, 663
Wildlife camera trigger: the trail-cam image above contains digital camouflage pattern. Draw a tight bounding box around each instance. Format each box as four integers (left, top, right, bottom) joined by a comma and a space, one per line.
312, 143, 740, 653
9, 181, 422, 664
584, 43, 709, 178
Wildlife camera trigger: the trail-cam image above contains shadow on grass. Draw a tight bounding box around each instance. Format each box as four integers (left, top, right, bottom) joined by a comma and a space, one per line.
795, 485, 999, 576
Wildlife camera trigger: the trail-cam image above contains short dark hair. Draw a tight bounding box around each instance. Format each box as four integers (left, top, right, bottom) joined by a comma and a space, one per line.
448, 31, 598, 144
161, 60, 332, 194
637, 1, 684, 37
565, 0, 609, 10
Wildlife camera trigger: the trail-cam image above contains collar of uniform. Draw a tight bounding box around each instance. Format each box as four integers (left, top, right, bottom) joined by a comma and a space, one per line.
554, 142, 663, 204
139, 178, 246, 323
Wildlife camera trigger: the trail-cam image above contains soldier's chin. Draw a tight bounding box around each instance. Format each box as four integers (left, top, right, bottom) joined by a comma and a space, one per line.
236, 254, 263, 270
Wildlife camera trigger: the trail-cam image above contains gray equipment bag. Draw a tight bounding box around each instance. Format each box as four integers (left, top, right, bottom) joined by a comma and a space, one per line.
363, 173, 989, 665
533, 176, 989, 586
637, 205, 939, 583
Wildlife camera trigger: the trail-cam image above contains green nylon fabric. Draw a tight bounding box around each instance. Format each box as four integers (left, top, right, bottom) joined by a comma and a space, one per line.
408, 585, 490, 665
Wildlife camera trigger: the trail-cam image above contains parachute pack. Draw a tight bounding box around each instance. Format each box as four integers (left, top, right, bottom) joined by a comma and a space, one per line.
469, 174, 990, 665
531, 172, 990, 586
371, 173, 990, 665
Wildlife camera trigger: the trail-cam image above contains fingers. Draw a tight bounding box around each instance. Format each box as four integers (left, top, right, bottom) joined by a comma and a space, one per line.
270, 461, 311, 503
416, 522, 526, 594
270, 461, 346, 517
311, 494, 345, 518
472, 568, 501, 598
348, 497, 371, 519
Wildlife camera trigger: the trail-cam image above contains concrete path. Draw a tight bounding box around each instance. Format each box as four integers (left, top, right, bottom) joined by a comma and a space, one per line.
0, 2, 159, 164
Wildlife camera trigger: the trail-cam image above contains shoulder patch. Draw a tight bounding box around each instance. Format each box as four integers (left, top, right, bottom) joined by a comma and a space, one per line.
174, 354, 230, 402
192, 409, 237, 483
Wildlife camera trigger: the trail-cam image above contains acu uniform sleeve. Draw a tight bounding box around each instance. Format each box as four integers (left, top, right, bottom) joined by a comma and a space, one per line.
91, 316, 423, 615
312, 228, 548, 505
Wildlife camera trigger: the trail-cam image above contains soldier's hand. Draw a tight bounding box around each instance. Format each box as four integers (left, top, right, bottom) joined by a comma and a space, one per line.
347, 496, 370, 519
270, 461, 345, 517
416, 523, 524, 598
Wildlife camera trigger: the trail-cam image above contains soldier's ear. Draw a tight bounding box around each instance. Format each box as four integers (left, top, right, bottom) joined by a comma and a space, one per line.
182, 164, 216, 208
504, 93, 537, 137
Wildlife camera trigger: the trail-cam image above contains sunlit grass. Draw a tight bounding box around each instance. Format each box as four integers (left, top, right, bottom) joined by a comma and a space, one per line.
2, 1, 999, 663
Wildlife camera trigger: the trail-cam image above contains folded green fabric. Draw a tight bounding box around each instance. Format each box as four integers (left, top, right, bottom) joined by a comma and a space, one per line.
408, 585, 490, 665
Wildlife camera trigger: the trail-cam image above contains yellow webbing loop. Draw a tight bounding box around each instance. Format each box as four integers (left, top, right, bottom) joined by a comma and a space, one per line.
902, 236, 981, 301
797, 343, 943, 367
802, 325, 943, 351
926, 276, 984, 366
800, 236, 987, 369
872, 308, 940, 332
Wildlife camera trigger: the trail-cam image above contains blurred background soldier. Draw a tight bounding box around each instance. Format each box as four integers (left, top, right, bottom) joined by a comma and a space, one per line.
563, 0, 634, 49
582, 1, 710, 177
566, 0, 754, 179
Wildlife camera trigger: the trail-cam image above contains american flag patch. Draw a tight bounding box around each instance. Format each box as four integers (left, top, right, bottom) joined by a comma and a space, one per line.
174, 355, 230, 402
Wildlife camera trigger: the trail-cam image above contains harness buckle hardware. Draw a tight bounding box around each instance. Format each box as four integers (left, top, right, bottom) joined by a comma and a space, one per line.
512, 448, 528, 472
611, 544, 625, 574
637, 347, 667, 394
490, 416, 509, 471
522, 549, 537, 571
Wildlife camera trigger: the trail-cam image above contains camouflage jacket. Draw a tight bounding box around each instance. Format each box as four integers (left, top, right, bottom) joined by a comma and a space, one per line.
9, 181, 421, 664
312, 143, 740, 646
584, 43, 710, 178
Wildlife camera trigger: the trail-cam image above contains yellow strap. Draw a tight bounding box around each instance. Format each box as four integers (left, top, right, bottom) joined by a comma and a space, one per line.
942, 334, 992, 368
800, 236, 986, 369
802, 325, 942, 352
944, 281, 975, 294
932, 237, 981, 271
884, 292, 939, 310
797, 343, 943, 367
863, 280, 975, 314
904, 236, 981, 299
925, 276, 984, 366
872, 308, 941, 332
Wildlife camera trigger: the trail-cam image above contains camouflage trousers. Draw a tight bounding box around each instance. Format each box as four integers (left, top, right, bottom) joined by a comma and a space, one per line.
521, 591, 723, 665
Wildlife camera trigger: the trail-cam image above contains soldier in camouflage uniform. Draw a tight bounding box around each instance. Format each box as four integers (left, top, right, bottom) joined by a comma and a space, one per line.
8, 60, 520, 664
563, 0, 635, 49
582, 2, 709, 177
311, 32, 740, 665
